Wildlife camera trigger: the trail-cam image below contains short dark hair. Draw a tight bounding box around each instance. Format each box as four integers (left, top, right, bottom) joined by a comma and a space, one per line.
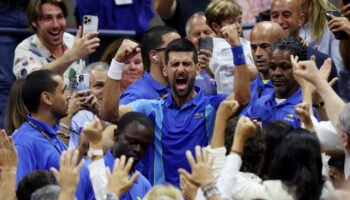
22, 70, 59, 113
225, 117, 266, 176
115, 112, 154, 137
268, 128, 324, 200
17, 170, 56, 200
270, 37, 308, 61
165, 38, 198, 65
141, 26, 178, 69
27, 0, 68, 31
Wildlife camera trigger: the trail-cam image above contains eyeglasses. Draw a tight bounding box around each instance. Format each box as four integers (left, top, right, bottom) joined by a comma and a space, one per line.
155, 47, 166, 52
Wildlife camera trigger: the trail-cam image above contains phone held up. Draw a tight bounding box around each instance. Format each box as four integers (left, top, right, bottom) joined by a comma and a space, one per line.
82, 15, 99, 36
325, 10, 350, 40
198, 37, 213, 52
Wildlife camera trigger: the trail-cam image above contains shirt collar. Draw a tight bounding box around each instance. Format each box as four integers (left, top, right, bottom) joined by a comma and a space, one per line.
27, 114, 61, 135
165, 86, 203, 109
269, 88, 302, 107
256, 73, 273, 88
143, 71, 168, 92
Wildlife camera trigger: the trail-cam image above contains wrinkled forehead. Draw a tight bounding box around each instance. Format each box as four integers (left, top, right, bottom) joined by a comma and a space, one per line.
271, 0, 300, 13
270, 49, 293, 63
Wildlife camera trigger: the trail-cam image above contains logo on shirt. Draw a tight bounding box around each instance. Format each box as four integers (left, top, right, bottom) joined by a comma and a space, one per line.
284, 114, 295, 122
194, 112, 204, 119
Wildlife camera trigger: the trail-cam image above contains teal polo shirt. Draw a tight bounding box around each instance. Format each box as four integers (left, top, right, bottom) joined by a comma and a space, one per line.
128, 87, 228, 187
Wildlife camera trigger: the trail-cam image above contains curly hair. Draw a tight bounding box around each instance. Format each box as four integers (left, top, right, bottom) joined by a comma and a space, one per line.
225, 117, 266, 176
270, 37, 308, 61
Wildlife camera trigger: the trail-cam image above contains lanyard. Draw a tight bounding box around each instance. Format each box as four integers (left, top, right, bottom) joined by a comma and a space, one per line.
28, 120, 63, 154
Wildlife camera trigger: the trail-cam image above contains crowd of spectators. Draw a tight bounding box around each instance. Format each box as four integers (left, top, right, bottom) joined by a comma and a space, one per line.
1, 0, 350, 200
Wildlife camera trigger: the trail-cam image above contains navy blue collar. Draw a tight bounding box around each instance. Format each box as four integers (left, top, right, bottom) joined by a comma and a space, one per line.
27, 114, 61, 136
165, 86, 203, 109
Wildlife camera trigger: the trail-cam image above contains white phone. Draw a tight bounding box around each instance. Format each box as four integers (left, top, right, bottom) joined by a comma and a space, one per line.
82, 15, 99, 36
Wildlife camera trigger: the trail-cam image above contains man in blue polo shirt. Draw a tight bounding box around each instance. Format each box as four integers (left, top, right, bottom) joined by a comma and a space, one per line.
241, 37, 317, 128
102, 26, 180, 123
102, 26, 247, 186
247, 21, 286, 105
13, 70, 69, 186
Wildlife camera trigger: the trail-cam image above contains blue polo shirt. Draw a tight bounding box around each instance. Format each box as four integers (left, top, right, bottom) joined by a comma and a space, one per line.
241, 89, 304, 128
13, 114, 67, 186
128, 87, 228, 187
120, 71, 170, 105
249, 73, 274, 105
76, 151, 151, 200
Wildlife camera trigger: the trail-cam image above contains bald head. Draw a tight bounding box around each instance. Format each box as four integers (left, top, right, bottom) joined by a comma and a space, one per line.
270, 0, 304, 38
250, 21, 287, 78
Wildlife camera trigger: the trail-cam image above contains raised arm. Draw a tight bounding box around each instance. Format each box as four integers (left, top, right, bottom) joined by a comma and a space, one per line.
211, 99, 239, 148
291, 56, 345, 130
27, 27, 99, 76
0, 130, 17, 200
221, 24, 250, 107
101, 39, 138, 123
154, 0, 177, 20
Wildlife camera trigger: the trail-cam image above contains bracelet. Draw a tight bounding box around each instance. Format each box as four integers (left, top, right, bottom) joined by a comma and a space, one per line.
107, 59, 126, 80
203, 186, 221, 199
231, 45, 246, 65
200, 180, 216, 191
230, 149, 243, 156
312, 101, 324, 108
59, 122, 79, 136
56, 131, 70, 139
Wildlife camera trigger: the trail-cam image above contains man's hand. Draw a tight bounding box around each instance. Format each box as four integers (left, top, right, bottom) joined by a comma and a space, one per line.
82, 115, 103, 146
178, 146, 215, 187
50, 149, 85, 194
294, 102, 313, 129
216, 100, 239, 121
220, 24, 241, 47
114, 39, 141, 63
76, 132, 89, 160
106, 155, 140, 197
0, 130, 17, 170
198, 49, 212, 70
83, 93, 100, 116
69, 26, 100, 60
327, 14, 350, 36
66, 91, 88, 117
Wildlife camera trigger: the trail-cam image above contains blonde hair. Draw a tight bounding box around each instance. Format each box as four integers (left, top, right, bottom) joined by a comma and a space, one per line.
307, 0, 337, 41
143, 185, 183, 200
205, 0, 242, 31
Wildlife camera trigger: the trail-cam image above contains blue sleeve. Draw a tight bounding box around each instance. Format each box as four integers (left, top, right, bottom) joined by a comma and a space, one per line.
15, 144, 36, 187
75, 166, 94, 200
128, 99, 150, 115
120, 92, 139, 105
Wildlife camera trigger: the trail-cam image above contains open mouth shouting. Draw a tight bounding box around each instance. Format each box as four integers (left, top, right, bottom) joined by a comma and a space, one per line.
175, 76, 188, 92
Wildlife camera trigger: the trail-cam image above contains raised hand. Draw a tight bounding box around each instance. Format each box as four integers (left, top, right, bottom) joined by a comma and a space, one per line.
114, 39, 141, 63
220, 24, 241, 47
50, 149, 85, 195
216, 99, 240, 121
178, 146, 215, 187
294, 102, 313, 130
70, 26, 100, 60
106, 155, 140, 197
82, 115, 103, 145
0, 129, 17, 170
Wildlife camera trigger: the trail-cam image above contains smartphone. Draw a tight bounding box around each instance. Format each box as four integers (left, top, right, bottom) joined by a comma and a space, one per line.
77, 74, 90, 94
325, 10, 350, 40
82, 15, 99, 36
198, 37, 213, 52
